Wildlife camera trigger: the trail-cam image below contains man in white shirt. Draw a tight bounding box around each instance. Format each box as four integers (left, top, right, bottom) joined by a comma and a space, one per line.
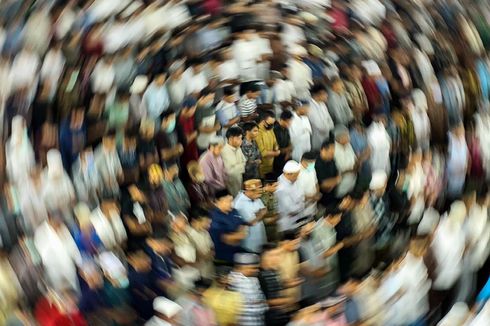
275, 160, 306, 232
367, 114, 391, 174
167, 60, 187, 112
333, 126, 357, 198
297, 152, 321, 218
289, 100, 312, 162
183, 58, 209, 96
91, 54, 115, 94
271, 67, 296, 117
221, 127, 246, 196
308, 84, 334, 151
288, 45, 313, 99
232, 28, 262, 81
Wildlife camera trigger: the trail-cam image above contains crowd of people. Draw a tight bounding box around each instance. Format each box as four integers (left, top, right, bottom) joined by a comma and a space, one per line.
0, 0, 490, 325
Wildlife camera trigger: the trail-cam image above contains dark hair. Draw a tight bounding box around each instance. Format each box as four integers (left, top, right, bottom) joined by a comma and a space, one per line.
310, 83, 326, 95
263, 173, 277, 184
320, 137, 335, 150
223, 85, 235, 97
261, 242, 278, 253
279, 110, 293, 121
199, 86, 215, 99
194, 277, 213, 290
190, 207, 210, 221
214, 188, 231, 200
160, 109, 176, 121
226, 126, 243, 139
259, 110, 275, 122
242, 122, 258, 133
301, 151, 317, 161
245, 82, 261, 93
105, 128, 117, 137
282, 229, 299, 241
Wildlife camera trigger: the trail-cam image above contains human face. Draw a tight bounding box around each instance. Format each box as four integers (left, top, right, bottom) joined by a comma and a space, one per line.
245, 186, 263, 200
215, 195, 233, 213
248, 91, 260, 100
336, 134, 350, 146
320, 145, 335, 160
210, 143, 224, 156
102, 135, 116, 151
284, 171, 299, 183
172, 215, 188, 234
263, 182, 278, 193
164, 165, 179, 181
248, 127, 259, 140
161, 114, 176, 131
224, 94, 236, 103
282, 238, 300, 252
315, 90, 328, 102
229, 135, 243, 148
262, 248, 282, 269
154, 73, 167, 86
325, 214, 342, 227
332, 80, 344, 93
240, 264, 259, 277
297, 105, 309, 116
199, 93, 215, 107
264, 117, 275, 130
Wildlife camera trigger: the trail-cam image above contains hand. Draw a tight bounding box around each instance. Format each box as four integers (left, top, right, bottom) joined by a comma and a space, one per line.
256, 208, 268, 220
273, 150, 281, 156
254, 159, 262, 165
176, 143, 184, 155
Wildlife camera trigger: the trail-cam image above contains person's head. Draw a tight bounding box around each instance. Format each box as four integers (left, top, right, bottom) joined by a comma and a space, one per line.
148, 164, 164, 188
163, 161, 179, 181
301, 151, 317, 172
70, 107, 85, 125
243, 179, 263, 200
243, 122, 259, 140
189, 57, 206, 74
370, 170, 388, 197
260, 243, 282, 269
214, 189, 234, 213
334, 125, 350, 146
147, 234, 173, 256
187, 161, 205, 183
280, 230, 301, 252
245, 83, 261, 100
130, 75, 148, 95
181, 97, 198, 117
372, 113, 387, 125
102, 129, 117, 151
208, 136, 225, 156
331, 77, 344, 93
260, 110, 275, 130
116, 88, 130, 103
226, 126, 243, 148
222, 85, 236, 103
324, 212, 342, 227
193, 278, 213, 298
300, 220, 316, 239
311, 83, 328, 102
189, 207, 211, 231
263, 174, 278, 193
123, 128, 138, 149
140, 119, 155, 139
169, 60, 185, 79
160, 109, 177, 133
451, 123, 465, 138
282, 160, 301, 183
294, 100, 310, 116
320, 138, 335, 161
278, 110, 293, 129
127, 250, 152, 273
170, 212, 188, 234
197, 87, 216, 107
234, 253, 260, 277
153, 72, 167, 86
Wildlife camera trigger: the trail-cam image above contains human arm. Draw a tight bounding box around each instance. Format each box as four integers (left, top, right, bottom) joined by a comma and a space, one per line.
222, 225, 248, 245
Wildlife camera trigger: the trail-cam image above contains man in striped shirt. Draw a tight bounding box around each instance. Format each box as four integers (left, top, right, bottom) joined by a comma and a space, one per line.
239, 82, 261, 121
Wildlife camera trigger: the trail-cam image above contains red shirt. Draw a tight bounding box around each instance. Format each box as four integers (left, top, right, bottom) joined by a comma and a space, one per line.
179, 114, 198, 167
35, 297, 87, 326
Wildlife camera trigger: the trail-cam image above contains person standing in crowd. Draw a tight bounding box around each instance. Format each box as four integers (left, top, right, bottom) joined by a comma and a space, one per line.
315, 138, 341, 211
328, 77, 353, 126
178, 97, 199, 168
216, 85, 240, 137
333, 126, 357, 199
229, 253, 268, 326
156, 110, 184, 165
308, 83, 334, 151
273, 110, 293, 176
162, 162, 190, 215
297, 152, 321, 219
221, 126, 246, 196
145, 297, 182, 326
234, 179, 268, 254
238, 82, 261, 121
256, 110, 280, 177
241, 122, 262, 180
446, 124, 469, 201
209, 189, 248, 266
143, 70, 170, 120
195, 87, 220, 153
276, 160, 306, 232
186, 161, 213, 210
289, 100, 312, 162
199, 136, 227, 195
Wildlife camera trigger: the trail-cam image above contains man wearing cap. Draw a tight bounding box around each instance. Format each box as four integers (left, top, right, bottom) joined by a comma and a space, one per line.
221, 126, 246, 196
145, 297, 183, 326
198, 136, 227, 195
229, 253, 268, 325
234, 179, 268, 253
334, 126, 357, 198
276, 160, 307, 232
289, 100, 312, 162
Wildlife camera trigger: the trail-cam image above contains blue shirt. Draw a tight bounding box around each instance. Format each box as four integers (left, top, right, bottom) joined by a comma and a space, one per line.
209, 208, 246, 263
234, 192, 266, 253
143, 82, 170, 119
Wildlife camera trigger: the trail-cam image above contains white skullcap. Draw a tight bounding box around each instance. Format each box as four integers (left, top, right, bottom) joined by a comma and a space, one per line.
448, 201, 467, 224
370, 170, 388, 190
290, 44, 308, 57
417, 207, 440, 235
130, 75, 148, 94
74, 202, 92, 225
153, 297, 183, 318
283, 160, 301, 173
362, 60, 382, 76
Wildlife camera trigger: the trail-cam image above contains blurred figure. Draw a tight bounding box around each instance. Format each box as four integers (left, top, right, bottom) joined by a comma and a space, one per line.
333, 126, 357, 198
186, 161, 213, 210
5, 115, 35, 185
241, 122, 262, 180
145, 297, 182, 326
446, 124, 469, 200
162, 162, 190, 215
199, 136, 227, 195
221, 126, 246, 196
308, 83, 334, 151
273, 110, 293, 175
289, 100, 312, 162
328, 77, 353, 126
178, 278, 217, 326
276, 160, 306, 232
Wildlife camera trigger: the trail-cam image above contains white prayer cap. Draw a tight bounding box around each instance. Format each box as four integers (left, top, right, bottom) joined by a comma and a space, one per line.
153, 297, 182, 318
74, 202, 92, 225
370, 170, 388, 190
300, 12, 318, 24
361, 60, 382, 76
130, 75, 148, 94
283, 160, 301, 173
290, 44, 308, 57
417, 207, 440, 235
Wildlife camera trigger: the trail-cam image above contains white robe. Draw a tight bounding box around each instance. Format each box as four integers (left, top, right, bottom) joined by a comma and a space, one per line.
288, 59, 312, 99
308, 99, 334, 151
6, 117, 35, 185
232, 38, 261, 81
289, 112, 312, 162
367, 122, 391, 174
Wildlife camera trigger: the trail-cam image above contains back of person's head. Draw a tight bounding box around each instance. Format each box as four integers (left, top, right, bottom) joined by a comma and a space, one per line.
301, 151, 317, 161
199, 86, 215, 99
160, 108, 176, 121
310, 83, 326, 96
223, 85, 235, 97
279, 110, 293, 121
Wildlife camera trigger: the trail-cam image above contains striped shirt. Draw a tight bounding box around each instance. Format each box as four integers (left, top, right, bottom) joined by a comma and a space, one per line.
229, 271, 268, 326
238, 95, 257, 117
